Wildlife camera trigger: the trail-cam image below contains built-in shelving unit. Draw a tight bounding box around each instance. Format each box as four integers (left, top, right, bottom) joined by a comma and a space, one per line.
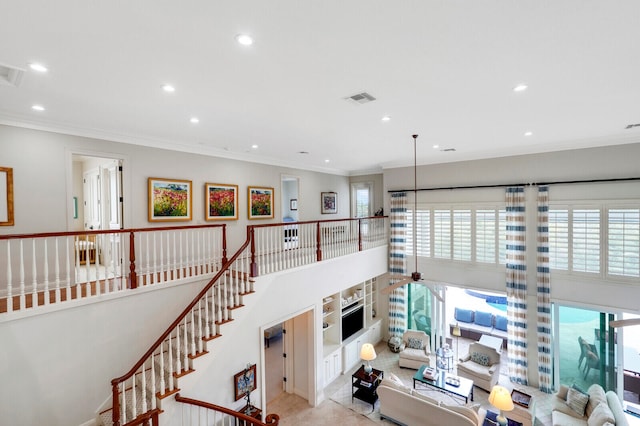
321, 275, 383, 386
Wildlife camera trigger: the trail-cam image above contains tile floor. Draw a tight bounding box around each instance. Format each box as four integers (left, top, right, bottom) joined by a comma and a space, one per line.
268, 338, 554, 425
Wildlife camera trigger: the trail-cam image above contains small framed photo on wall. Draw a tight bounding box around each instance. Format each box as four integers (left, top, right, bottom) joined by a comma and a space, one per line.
321, 192, 337, 214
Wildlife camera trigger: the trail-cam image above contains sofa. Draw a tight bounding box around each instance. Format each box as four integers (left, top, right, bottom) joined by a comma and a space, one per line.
451, 307, 507, 347
552, 384, 629, 426
378, 374, 486, 426
398, 330, 431, 369
456, 341, 501, 392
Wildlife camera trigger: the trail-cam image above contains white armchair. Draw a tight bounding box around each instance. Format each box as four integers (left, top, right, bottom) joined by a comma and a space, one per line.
456, 341, 501, 391
398, 330, 431, 369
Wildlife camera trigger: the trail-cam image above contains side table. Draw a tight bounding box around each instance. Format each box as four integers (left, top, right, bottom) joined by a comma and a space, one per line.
237, 404, 261, 425
483, 410, 523, 426
352, 365, 383, 409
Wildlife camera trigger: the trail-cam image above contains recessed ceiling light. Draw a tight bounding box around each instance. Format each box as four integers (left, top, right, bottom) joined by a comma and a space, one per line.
190, 117, 199, 124
236, 34, 254, 46
251, 144, 259, 149
524, 131, 533, 136
29, 63, 48, 73
162, 84, 175, 93
432, 144, 439, 149
381, 116, 391, 122
513, 84, 528, 92
31, 104, 45, 111
324, 159, 331, 163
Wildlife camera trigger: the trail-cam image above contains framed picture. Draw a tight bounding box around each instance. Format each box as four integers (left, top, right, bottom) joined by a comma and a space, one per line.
290, 198, 298, 211
148, 177, 192, 222
321, 191, 337, 214
205, 183, 238, 220
0, 167, 14, 226
248, 186, 274, 219
233, 364, 256, 401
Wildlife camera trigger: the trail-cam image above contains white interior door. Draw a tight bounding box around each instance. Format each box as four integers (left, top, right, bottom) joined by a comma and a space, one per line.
83, 168, 101, 231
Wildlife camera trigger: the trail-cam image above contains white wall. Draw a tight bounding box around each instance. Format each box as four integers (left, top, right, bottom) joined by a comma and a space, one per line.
0, 278, 208, 426
0, 124, 350, 249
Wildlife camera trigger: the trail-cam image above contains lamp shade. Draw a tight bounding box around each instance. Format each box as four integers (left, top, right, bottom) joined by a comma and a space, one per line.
488, 385, 514, 412
452, 323, 461, 337
360, 343, 377, 361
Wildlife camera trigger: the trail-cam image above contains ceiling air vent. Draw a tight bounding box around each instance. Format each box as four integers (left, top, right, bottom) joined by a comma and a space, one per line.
345, 92, 376, 105
441, 148, 457, 152
0, 62, 25, 87
625, 123, 640, 129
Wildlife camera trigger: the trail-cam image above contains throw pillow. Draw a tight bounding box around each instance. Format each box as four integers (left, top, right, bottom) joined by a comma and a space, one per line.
587, 402, 615, 426
407, 337, 423, 349
567, 387, 589, 417
470, 351, 490, 366
585, 384, 607, 417
388, 372, 402, 384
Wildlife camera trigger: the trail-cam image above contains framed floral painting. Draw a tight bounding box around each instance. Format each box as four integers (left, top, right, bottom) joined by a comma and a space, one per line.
248, 186, 274, 219
148, 177, 192, 222
205, 183, 238, 220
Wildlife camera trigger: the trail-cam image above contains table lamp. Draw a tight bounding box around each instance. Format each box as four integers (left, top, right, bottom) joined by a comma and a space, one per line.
360, 343, 377, 375
488, 385, 514, 426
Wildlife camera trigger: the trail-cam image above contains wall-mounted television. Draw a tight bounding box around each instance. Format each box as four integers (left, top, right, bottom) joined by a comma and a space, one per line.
341, 305, 364, 342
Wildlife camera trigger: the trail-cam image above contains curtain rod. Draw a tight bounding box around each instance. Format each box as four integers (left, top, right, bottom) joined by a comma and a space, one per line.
387, 176, 640, 193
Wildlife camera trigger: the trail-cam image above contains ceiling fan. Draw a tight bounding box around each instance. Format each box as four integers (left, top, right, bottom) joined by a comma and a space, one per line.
380, 134, 443, 302
609, 318, 640, 328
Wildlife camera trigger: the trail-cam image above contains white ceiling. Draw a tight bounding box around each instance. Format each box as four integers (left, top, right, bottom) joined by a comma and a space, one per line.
2, 1, 640, 175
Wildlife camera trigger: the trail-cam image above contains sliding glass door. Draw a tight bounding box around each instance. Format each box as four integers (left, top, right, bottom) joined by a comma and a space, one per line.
555, 304, 618, 392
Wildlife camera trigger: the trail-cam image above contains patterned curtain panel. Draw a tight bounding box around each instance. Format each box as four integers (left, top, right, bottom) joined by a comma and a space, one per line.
506, 186, 528, 385
388, 192, 407, 337
537, 186, 552, 393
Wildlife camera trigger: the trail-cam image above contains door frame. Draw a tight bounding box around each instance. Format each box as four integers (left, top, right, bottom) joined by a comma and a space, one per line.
66, 148, 129, 231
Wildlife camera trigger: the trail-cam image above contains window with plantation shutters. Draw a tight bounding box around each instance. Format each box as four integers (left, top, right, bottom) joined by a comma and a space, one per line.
433, 209, 451, 259
608, 209, 640, 277
476, 209, 496, 263
572, 209, 600, 273
453, 210, 471, 261
549, 209, 569, 270
406, 209, 430, 257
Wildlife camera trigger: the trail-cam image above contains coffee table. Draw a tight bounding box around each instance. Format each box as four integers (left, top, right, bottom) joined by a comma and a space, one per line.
413, 364, 474, 403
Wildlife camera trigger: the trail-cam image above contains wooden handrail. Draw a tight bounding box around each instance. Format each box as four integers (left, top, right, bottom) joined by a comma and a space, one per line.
0, 223, 226, 241
111, 234, 252, 426
121, 408, 161, 426
175, 394, 279, 425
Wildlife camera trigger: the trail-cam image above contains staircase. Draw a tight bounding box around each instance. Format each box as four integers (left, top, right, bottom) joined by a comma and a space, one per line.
99, 237, 256, 426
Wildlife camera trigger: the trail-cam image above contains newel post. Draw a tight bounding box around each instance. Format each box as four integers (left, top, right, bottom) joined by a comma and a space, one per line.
316, 222, 322, 262
221, 225, 228, 265
129, 231, 137, 289
112, 381, 121, 426
249, 227, 258, 277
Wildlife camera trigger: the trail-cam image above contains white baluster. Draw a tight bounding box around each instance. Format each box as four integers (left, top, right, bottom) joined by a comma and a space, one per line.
158, 340, 165, 395
190, 307, 196, 355
140, 360, 148, 413
151, 233, 157, 284
95, 235, 102, 297
6, 241, 12, 312
131, 373, 137, 420
159, 232, 165, 283
168, 332, 175, 391
183, 317, 188, 368
204, 292, 211, 338
179, 230, 184, 280
54, 238, 60, 304
31, 240, 38, 308
174, 326, 182, 375
150, 351, 157, 409
197, 300, 203, 353
43, 240, 50, 305
120, 381, 127, 424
